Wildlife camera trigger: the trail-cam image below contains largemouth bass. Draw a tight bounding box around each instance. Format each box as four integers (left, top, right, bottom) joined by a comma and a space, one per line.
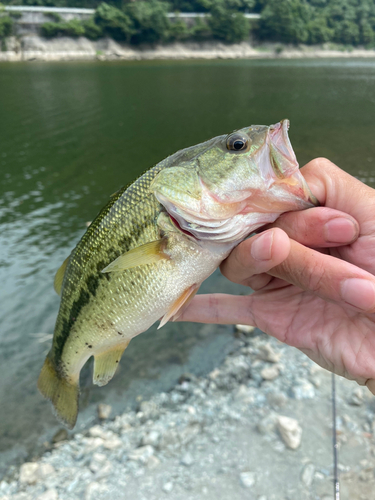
38, 119, 317, 429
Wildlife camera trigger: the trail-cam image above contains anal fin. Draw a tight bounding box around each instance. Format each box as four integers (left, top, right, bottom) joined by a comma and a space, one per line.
158, 284, 199, 330
93, 341, 130, 387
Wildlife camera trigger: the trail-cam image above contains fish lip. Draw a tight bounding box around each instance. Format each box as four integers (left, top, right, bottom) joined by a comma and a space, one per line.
268, 119, 297, 167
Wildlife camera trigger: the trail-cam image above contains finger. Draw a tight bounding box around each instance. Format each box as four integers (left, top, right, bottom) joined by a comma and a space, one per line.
220, 228, 290, 287
177, 293, 254, 325
270, 239, 375, 313
299, 158, 375, 222
264, 206, 359, 248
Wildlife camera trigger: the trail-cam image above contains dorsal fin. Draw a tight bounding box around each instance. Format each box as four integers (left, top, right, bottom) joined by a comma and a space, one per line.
54, 256, 70, 295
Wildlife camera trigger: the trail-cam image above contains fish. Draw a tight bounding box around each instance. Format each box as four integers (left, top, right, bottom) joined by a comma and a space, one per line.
38, 119, 317, 429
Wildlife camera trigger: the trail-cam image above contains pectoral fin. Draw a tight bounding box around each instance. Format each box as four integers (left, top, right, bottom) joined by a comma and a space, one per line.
102, 239, 168, 273
93, 341, 130, 386
54, 256, 70, 295
158, 284, 200, 329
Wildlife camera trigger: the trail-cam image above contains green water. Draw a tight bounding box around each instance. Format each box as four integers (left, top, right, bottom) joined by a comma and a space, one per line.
0, 59, 375, 471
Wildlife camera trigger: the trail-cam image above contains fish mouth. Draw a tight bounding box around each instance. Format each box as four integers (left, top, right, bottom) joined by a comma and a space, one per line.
268, 119, 298, 173
268, 119, 319, 207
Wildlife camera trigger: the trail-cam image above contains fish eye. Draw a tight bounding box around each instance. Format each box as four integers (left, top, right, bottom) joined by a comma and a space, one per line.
226, 133, 250, 152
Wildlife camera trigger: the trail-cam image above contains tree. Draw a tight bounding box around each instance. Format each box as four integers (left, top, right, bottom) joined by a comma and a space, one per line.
125, 0, 169, 44
94, 2, 133, 41
259, 0, 312, 44
208, 1, 250, 43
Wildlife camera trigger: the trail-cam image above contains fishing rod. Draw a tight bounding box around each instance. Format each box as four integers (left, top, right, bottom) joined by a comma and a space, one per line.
332, 373, 340, 500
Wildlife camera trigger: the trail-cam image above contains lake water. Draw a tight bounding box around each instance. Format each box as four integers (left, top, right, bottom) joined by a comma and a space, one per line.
0, 58, 375, 473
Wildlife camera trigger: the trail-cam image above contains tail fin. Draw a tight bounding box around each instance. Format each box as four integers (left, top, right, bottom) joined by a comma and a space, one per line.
37, 355, 79, 430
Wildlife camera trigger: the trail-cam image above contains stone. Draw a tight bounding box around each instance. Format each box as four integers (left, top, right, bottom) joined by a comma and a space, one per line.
291, 381, 315, 400
19, 463, 38, 485
89, 453, 107, 473
267, 391, 288, 408
257, 414, 277, 435
257, 344, 281, 363
235, 324, 255, 335
103, 436, 122, 450
129, 445, 154, 464
300, 463, 315, 487
36, 489, 58, 500
240, 471, 256, 488
163, 482, 174, 493
261, 365, 279, 381
37, 464, 55, 480
98, 403, 112, 420
142, 430, 160, 447
277, 416, 302, 449
85, 482, 108, 500
348, 387, 364, 406
181, 452, 194, 466
146, 455, 160, 470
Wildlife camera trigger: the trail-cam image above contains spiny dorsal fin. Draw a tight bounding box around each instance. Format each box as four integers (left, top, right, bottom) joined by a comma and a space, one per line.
101, 239, 168, 273
93, 341, 130, 387
54, 256, 70, 295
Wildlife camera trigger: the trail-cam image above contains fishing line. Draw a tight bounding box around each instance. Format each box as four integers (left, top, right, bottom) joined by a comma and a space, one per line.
332, 373, 340, 500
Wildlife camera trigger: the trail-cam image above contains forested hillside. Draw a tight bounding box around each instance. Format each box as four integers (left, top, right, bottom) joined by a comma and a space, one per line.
1, 0, 375, 47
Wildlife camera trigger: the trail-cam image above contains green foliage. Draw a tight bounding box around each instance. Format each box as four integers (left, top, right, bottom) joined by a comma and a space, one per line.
0, 14, 12, 39
259, 0, 312, 44
41, 18, 86, 37
167, 15, 189, 41
82, 16, 103, 39
125, 0, 169, 44
208, 1, 250, 43
44, 11, 62, 22
94, 2, 133, 41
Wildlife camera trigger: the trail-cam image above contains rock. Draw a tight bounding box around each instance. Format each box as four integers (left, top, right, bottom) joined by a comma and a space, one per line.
162, 481, 174, 493
257, 414, 277, 435
257, 344, 281, 363
257, 496, 267, 500
129, 445, 154, 463
52, 428, 68, 444
38, 464, 55, 479
146, 455, 161, 470
19, 462, 54, 485
235, 324, 255, 335
260, 365, 279, 381
97, 403, 112, 420
89, 453, 107, 473
277, 416, 302, 450
348, 387, 364, 406
36, 489, 58, 500
240, 471, 256, 488
181, 452, 194, 466
142, 430, 160, 447
291, 381, 315, 400
300, 463, 315, 487
19, 463, 39, 485
85, 482, 108, 500
267, 391, 288, 408
103, 436, 122, 450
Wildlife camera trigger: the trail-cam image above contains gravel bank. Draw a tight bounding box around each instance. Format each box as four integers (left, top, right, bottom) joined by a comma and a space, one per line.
1, 37, 375, 62
1, 327, 374, 500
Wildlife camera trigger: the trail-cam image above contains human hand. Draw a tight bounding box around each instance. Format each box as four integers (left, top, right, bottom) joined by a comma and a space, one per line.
179, 158, 375, 393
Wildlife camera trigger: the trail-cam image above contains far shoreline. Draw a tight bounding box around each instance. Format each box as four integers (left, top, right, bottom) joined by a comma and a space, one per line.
2, 37, 375, 62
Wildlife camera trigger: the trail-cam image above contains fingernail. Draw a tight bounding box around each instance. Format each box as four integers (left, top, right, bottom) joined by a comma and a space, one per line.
324, 218, 357, 243
341, 278, 375, 310
251, 231, 273, 261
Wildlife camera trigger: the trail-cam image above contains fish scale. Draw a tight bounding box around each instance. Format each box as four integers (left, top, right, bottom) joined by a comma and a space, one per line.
38, 120, 318, 428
